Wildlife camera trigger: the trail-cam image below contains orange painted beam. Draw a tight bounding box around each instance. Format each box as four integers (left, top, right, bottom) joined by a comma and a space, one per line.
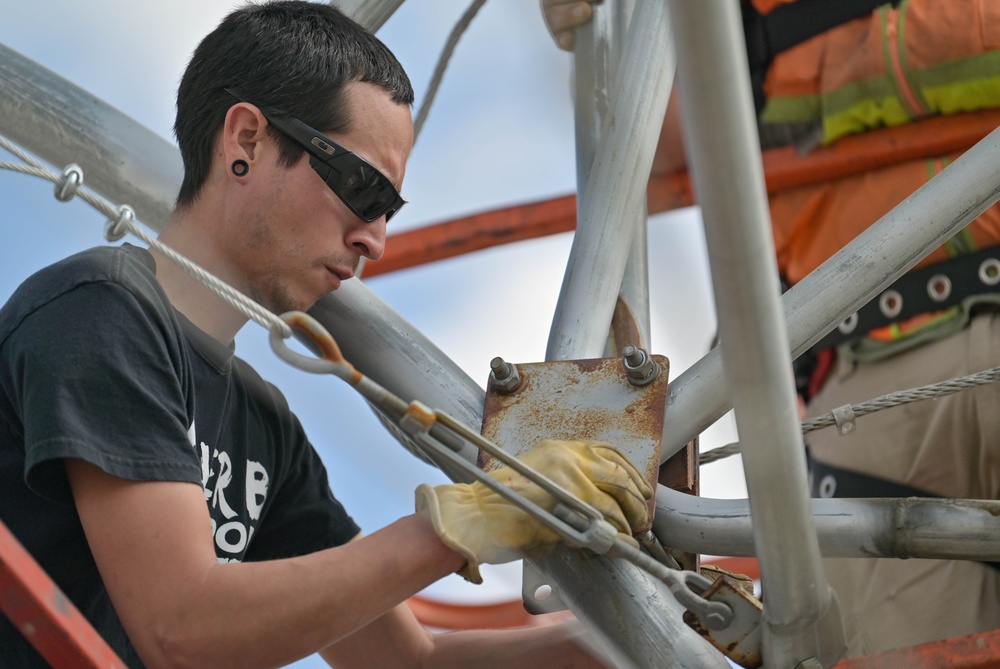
832, 628, 1000, 669
0, 519, 127, 669
365, 109, 1000, 278
365, 194, 577, 277
761, 108, 1000, 196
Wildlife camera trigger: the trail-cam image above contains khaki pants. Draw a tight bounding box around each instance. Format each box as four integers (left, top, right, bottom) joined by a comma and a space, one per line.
806, 311, 1000, 656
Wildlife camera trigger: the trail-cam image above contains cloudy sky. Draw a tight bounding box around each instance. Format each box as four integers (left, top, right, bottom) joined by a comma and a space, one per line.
0, 1, 744, 666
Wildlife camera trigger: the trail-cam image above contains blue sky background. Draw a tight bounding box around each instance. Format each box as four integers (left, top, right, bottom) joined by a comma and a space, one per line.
0, 1, 744, 666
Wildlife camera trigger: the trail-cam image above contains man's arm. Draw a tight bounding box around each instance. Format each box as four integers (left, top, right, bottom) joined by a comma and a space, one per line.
320, 602, 609, 669
68, 439, 648, 668
66, 459, 465, 669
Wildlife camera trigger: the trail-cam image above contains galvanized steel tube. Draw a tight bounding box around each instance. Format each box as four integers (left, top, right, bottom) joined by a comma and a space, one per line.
572, 0, 652, 355
654, 488, 1000, 562
545, 0, 673, 361
666, 1, 843, 666
0, 43, 181, 229
532, 2, 729, 666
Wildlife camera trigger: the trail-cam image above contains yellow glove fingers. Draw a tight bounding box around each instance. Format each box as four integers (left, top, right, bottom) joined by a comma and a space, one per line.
416, 438, 658, 585
526, 440, 653, 535
588, 443, 654, 501
586, 444, 655, 532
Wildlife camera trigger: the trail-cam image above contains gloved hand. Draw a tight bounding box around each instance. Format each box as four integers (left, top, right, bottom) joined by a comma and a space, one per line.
415, 439, 653, 584
541, 0, 601, 50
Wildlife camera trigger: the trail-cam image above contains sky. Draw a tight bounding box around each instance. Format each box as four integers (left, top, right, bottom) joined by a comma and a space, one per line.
0, 1, 744, 666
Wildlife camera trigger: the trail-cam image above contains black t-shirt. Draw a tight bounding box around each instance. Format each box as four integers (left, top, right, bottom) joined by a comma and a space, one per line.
0, 244, 360, 667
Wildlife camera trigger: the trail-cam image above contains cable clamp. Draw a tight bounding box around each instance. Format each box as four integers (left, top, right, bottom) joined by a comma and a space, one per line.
832, 403, 857, 436
54, 163, 84, 202
104, 204, 135, 242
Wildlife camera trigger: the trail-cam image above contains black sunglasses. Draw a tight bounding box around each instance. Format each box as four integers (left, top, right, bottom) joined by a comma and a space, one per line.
225, 89, 406, 223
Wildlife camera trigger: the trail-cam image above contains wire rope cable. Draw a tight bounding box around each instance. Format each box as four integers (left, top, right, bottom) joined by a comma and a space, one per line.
701, 363, 1000, 464
0, 133, 292, 339
412, 0, 488, 144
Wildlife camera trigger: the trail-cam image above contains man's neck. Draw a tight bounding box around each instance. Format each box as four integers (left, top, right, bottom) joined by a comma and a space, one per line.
150, 212, 249, 345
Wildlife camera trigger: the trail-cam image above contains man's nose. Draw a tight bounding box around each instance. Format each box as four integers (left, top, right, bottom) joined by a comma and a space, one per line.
347, 217, 386, 261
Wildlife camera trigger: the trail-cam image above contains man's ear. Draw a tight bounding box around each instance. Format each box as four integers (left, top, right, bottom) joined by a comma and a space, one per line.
221, 103, 269, 173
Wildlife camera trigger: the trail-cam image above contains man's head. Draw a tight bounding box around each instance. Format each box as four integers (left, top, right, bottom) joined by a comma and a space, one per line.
168, 1, 414, 316
174, 0, 414, 209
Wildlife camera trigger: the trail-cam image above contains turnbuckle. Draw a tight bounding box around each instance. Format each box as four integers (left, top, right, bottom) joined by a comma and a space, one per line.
269, 311, 732, 626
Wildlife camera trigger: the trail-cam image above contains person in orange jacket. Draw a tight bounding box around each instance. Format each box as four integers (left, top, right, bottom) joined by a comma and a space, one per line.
544, 0, 1000, 657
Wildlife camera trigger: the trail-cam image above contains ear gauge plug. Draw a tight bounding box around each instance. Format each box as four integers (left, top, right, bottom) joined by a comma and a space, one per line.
231, 159, 249, 177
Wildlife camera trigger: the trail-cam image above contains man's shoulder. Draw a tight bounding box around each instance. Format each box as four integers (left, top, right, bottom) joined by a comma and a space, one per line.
0, 244, 165, 344
40, 243, 155, 287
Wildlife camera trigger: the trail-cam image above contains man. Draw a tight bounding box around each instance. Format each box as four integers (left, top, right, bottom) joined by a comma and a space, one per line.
543, 0, 1000, 657
0, 3, 652, 667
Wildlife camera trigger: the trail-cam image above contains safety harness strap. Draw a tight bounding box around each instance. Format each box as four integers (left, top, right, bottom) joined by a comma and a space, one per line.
810, 245, 1000, 354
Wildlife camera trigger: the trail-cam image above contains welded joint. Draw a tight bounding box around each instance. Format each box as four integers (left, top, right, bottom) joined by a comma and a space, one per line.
891, 498, 912, 560
831, 403, 856, 436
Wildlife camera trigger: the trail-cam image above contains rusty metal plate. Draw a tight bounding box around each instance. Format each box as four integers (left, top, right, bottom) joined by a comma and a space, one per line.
479, 354, 669, 525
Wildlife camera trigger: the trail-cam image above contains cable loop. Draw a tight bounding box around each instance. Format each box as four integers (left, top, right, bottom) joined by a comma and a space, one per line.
54, 163, 84, 202
104, 204, 134, 242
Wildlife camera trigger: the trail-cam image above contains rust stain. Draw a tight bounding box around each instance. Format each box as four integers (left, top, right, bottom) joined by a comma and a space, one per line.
479, 356, 674, 532
610, 296, 644, 352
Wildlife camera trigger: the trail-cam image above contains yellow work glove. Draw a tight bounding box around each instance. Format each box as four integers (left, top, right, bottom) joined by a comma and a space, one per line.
415, 439, 653, 584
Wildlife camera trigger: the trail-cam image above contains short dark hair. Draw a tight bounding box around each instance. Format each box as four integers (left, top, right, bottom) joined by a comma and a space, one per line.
173, 0, 414, 207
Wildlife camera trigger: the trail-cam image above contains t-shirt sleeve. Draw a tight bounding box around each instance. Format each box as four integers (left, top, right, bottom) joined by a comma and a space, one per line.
6, 280, 201, 503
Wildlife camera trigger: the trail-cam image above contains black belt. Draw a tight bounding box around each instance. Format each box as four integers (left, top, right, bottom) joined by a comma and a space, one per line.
810, 246, 1000, 353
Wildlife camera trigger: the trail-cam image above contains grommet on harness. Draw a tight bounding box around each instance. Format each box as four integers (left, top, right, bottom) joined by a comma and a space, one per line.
809, 246, 1000, 354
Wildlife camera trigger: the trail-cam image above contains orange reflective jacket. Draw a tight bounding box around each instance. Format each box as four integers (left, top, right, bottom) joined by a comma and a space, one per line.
757, 0, 1000, 146
752, 0, 1000, 293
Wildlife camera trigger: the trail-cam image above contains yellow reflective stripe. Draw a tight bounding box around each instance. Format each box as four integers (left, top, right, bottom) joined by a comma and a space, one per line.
918, 50, 1000, 89
759, 93, 821, 124
822, 95, 910, 145
927, 158, 941, 181
758, 16, 1000, 144
821, 75, 898, 118
922, 76, 1000, 115
878, 5, 924, 119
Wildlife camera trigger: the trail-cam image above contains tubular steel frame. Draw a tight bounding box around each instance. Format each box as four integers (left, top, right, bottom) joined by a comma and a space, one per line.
3, 0, 1000, 667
